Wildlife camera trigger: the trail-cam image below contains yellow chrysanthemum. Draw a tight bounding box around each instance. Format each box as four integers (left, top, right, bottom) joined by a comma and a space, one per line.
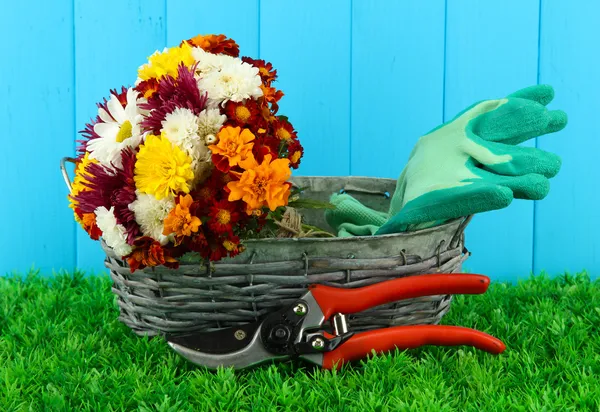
134, 134, 195, 200
138, 42, 195, 82
68, 153, 97, 219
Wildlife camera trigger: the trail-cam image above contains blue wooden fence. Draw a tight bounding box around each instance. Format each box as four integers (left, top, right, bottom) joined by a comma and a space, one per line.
1, 0, 598, 281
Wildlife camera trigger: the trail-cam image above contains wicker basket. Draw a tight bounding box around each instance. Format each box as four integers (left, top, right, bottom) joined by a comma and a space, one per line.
100, 176, 472, 337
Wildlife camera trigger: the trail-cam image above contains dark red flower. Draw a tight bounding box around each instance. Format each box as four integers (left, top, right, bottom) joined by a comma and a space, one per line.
140, 63, 207, 135
287, 139, 304, 169
208, 200, 241, 235
224, 100, 260, 127
272, 118, 298, 142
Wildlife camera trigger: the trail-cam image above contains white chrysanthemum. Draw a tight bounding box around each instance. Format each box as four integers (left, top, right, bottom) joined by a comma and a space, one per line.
94, 206, 132, 256
197, 59, 263, 107
128, 192, 175, 245
87, 88, 145, 169
197, 108, 226, 140
191, 47, 236, 76
161, 107, 214, 186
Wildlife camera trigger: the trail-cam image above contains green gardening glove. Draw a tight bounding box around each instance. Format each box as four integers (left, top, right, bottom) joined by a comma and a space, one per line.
376, 84, 567, 235
325, 84, 567, 237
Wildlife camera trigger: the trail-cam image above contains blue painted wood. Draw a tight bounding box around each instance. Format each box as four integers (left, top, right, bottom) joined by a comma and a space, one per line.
74, 0, 166, 274
536, 0, 600, 277
260, 0, 352, 176
166, 0, 259, 56
444, 0, 541, 281
351, 1, 445, 178
0, 1, 75, 276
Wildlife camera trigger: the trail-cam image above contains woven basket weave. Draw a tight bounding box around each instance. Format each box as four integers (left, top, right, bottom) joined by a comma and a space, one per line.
103, 176, 472, 337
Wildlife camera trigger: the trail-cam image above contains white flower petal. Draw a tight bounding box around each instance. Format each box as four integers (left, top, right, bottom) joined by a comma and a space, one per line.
98, 108, 113, 123
107, 94, 127, 124
93, 122, 120, 140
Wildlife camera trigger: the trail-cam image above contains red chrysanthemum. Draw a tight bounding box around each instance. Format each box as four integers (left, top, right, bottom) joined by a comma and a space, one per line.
252, 135, 280, 164
287, 139, 304, 169
208, 199, 241, 235
185, 34, 240, 57
272, 118, 298, 142
140, 63, 207, 135
135, 78, 160, 99
125, 236, 180, 272
224, 100, 260, 127
241, 57, 278, 85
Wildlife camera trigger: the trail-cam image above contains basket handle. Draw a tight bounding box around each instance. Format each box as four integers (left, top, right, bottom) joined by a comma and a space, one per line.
60, 157, 77, 192
340, 184, 390, 198
449, 215, 473, 249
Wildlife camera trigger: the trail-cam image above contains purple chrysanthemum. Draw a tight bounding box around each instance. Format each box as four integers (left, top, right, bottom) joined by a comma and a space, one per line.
140, 63, 208, 135
74, 148, 141, 244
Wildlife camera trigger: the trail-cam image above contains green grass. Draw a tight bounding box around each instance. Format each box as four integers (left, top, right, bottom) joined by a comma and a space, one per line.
1, 271, 600, 411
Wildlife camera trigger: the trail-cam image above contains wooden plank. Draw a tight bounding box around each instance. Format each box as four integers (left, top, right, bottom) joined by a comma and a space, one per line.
74, 0, 166, 274
0, 1, 75, 276
351, 0, 446, 178
166, 0, 259, 55
260, 0, 352, 176
536, 0, 600, 277
444, 0, 540, 280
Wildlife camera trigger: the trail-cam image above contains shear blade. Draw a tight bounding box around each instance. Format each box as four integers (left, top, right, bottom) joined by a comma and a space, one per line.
166, 323, 285, 369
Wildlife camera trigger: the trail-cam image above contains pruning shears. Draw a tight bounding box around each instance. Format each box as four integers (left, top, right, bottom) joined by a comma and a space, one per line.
166, 274, 505, 370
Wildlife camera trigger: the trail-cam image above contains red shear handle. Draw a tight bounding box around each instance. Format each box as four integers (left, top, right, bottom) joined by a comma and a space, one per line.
309, 274, 489, 319
322, 325, 506, 370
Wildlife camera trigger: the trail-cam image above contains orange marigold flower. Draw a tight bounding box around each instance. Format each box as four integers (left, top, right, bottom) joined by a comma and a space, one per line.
163, 194, 202, 242
227, 154, 292, 213
209, 126, 255, 173
125, 237, 179, 272
80, 211, 102, 240
260, 84, 284, 107
185, 34, 240, 57
225, 100, 260, 126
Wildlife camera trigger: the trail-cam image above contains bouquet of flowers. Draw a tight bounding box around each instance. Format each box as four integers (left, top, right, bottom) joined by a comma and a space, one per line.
67, 34, 306, 272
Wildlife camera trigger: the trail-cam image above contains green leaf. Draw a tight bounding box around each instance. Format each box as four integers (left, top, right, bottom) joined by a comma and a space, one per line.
288, 199, 337, 210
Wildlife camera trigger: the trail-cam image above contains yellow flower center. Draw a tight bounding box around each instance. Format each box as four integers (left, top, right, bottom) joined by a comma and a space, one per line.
223, 240, 237, 251
259, 67, 270, 78
252, 177, 268, 197
216, 209, 232, 224
115, 120, 133, 143
235, 106, 252, 123
276, 128, 291, 141
291, 151, 302, 164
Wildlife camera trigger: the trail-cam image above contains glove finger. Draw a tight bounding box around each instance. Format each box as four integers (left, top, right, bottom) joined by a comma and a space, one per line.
337, 223, 381, 237
471, 169, 550, 200
468, 143, 562, 178
471, 98, 554, 146
325, 193, 389, 230
376, 182, 514, 234
507, 84, 555, 106
545, 109, 568, 134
